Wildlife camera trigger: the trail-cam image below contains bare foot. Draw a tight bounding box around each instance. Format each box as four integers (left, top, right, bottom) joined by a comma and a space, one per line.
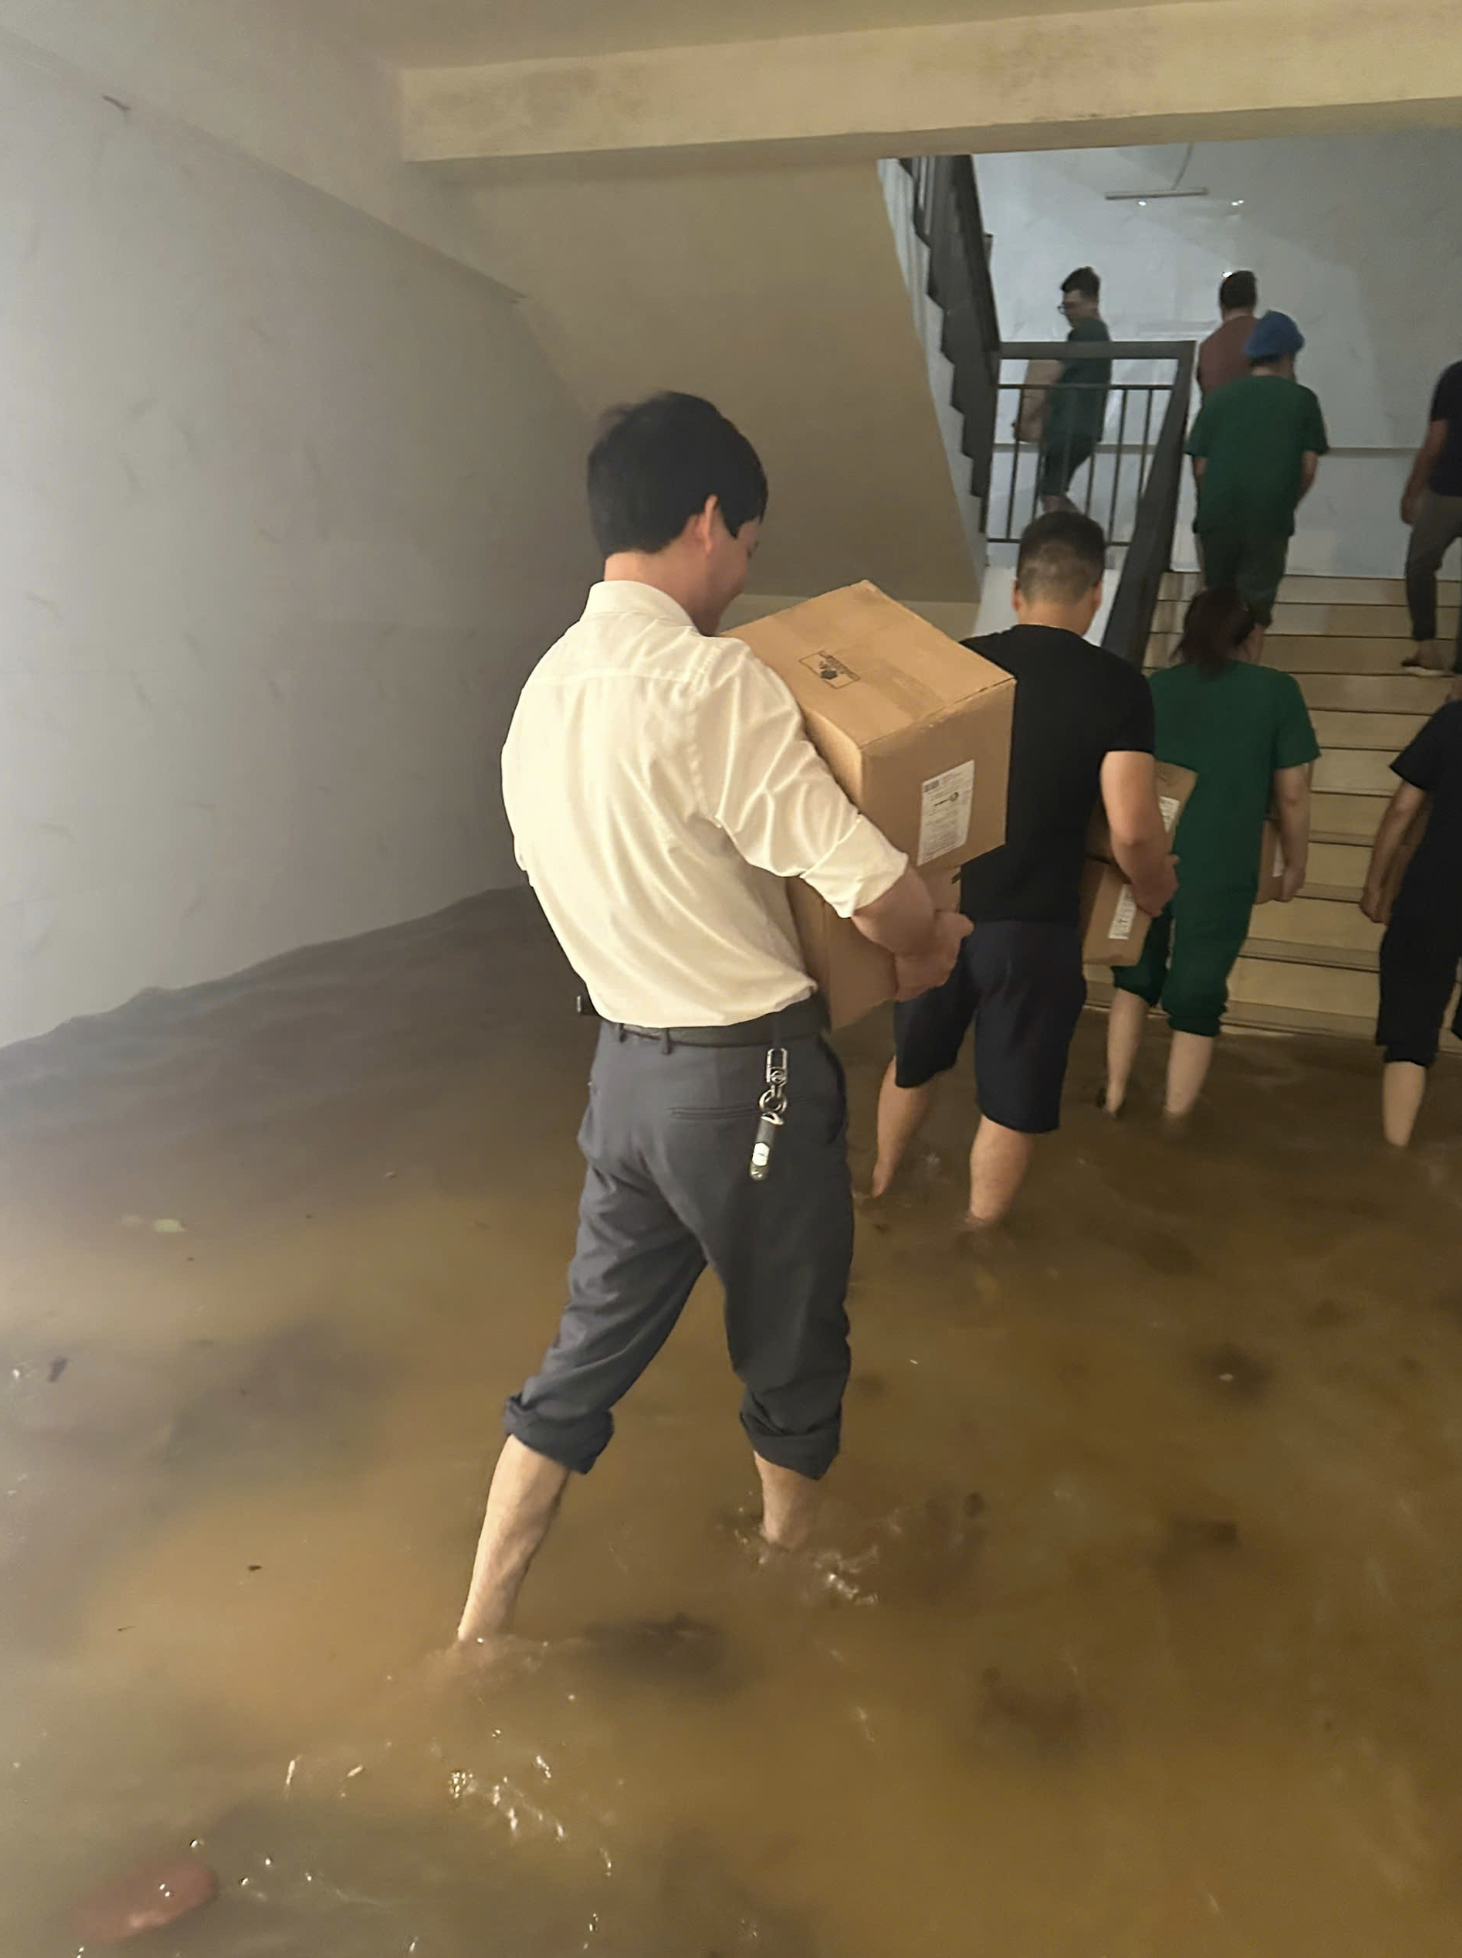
958, 1211, 1001, 1235
427, 1633, 545, 1685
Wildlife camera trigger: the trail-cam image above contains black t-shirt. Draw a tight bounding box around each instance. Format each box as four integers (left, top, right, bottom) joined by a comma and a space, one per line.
1393, 701, 1462, 920
1428, 362, 1462, 497
959, 624, 1156, 925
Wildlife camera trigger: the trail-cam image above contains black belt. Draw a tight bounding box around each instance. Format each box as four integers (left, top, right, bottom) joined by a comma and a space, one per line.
612, 995, 828, 1049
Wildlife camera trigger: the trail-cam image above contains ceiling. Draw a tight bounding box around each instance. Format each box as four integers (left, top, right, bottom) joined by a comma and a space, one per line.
310, 0, 1156, 69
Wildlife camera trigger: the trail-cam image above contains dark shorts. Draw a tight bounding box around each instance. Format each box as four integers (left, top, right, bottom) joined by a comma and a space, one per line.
505, 1024, 852, 1479
1197, 528, 1291, 626
1376, 910, 1462, 1068
892, 921, 1086, 1134
1038, 434, 1097, 501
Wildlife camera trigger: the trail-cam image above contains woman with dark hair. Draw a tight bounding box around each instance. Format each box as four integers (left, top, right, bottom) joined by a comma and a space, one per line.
1103, 587, 1320, 1119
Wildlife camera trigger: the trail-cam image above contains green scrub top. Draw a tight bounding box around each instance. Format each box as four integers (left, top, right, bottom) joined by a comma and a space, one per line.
1046, 315, 1112, 449
1186, 374, 1329, 539
1151, 660, 1320, 894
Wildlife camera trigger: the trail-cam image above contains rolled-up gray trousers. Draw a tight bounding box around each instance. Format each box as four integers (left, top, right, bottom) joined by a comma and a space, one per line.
504, 1022, 853, 1480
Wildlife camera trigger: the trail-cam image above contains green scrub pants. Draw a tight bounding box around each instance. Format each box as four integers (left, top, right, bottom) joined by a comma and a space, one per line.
1111, 885, 1256, 1039
1197, 528, 1291, 626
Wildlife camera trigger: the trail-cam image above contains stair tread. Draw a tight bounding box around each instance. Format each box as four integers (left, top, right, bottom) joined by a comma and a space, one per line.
1241, 936, 1377, 971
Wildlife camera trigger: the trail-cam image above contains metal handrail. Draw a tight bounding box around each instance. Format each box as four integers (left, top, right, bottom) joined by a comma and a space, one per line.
1101, 343, 1195, 666
899, 155, 1001, 517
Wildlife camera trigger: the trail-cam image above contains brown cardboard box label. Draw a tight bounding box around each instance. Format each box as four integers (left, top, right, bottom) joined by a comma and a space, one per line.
918, 761, 976, 865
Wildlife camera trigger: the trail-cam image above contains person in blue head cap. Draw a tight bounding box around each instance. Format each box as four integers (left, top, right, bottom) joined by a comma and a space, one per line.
1185, 310, 1329, 644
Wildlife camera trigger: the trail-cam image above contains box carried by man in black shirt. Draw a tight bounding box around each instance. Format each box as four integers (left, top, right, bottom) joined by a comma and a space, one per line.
870, 514, 1178, 1226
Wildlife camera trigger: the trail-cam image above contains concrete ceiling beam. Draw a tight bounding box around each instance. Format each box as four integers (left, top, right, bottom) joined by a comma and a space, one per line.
400, 0, 1462, 170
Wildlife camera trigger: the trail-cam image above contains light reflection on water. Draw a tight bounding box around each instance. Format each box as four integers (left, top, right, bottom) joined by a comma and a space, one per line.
3, 891, 1462, 1955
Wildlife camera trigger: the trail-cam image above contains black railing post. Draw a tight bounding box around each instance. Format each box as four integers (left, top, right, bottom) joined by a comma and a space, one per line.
1101, 344, 1195, 667
900, 155, 1000, 520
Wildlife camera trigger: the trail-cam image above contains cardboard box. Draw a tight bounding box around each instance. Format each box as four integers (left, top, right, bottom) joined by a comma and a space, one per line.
788, 866, 960, 1030
1085, 760, 1196, 866
1081, 760, 1195, 967
1256, 818, 1286, 904
736, 584, 1016, 1027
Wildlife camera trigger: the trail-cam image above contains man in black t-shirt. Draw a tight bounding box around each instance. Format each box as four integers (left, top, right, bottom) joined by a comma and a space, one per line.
869, 514, 1178, 1226
1361, 701, 1462, 1145
1401, 361, 1462, 678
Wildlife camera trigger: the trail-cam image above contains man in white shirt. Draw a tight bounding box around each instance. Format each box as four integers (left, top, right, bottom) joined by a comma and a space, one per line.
455, 394, 969, 1647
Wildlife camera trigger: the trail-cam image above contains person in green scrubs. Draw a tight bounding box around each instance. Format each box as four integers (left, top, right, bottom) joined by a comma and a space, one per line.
1103, 588, 1319, 1120
1186, 310, 1328, 637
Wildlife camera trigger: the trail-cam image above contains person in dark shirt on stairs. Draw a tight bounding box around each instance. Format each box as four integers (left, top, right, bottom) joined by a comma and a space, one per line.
1361, 701, 1462, 1145
868, 513, 1177, 1228
1197, 270, 1259, 398
1400, 360, 1462, 680
1039, 267, 1112, 514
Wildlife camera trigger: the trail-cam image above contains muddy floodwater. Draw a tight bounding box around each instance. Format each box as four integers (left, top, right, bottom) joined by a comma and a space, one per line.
5, 890, 1462, 1955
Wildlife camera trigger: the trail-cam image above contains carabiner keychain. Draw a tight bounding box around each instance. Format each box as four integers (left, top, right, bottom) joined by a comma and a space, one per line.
749, 1046, 789, 1182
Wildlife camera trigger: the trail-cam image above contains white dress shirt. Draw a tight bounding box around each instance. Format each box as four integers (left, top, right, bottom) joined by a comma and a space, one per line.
502, 582, 907, 1028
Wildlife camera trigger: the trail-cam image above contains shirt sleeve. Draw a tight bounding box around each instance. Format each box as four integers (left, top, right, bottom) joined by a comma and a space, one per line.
1430, 365, 1461, 425
695, 647, 908, 917
1392, 704, 1458, 791
1271, 672, 1321, 770
1107, 667, 1156, 755
1303, 389, 1330, 456
1186, 397, 1213, 459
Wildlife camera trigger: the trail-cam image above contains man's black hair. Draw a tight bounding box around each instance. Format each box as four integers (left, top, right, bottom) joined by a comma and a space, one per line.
1015, 511, 1107, 601
1061, 266, 1101, 301
587, 392, 768, 558
1219, 269, 1258, 312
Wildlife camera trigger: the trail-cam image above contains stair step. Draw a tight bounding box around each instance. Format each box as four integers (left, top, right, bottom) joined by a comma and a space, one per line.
1311, 794, 1387, 842
1229, 953, 1378, 1017
1298, 671, 1451, 712
1152, 600, 1455, 639
1242, 936, 1377, 971
1147, 634, 1444, 675
1315, 749, 1397, 795
1298, 882, 1362, 904
1162, 573, 1460, 606
1248, 893, 1381, 951
1308, 708, 1429, 751
1306, 839, 1370, 884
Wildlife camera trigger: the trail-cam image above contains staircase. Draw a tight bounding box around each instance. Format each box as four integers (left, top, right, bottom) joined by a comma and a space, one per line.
1143, 572, 1460, 1041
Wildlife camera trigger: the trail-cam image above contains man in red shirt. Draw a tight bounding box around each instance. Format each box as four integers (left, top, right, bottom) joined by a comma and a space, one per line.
1197, 270, 1259, 397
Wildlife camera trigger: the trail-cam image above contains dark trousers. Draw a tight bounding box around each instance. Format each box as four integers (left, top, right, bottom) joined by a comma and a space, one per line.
1197, 527, 1290, 627
1377, 909, 1462, 1067
505, 1024, 853, 1480
1405, 491, 1462, 670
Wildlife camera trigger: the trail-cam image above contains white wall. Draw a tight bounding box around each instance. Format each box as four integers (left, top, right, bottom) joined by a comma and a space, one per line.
977, 130, 1462, 576
0, 3, 505, 284
0, 38, 594, 1047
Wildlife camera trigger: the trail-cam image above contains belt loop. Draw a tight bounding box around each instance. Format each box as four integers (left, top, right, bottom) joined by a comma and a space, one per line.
660, 1029, 672, 1054
615, 1023, 627, 1043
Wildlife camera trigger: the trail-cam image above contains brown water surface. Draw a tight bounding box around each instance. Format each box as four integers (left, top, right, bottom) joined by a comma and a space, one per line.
4, 890, 1462, 1954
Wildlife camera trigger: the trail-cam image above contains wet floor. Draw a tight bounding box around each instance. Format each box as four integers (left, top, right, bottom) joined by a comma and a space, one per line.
4, 888, 1462, 1955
